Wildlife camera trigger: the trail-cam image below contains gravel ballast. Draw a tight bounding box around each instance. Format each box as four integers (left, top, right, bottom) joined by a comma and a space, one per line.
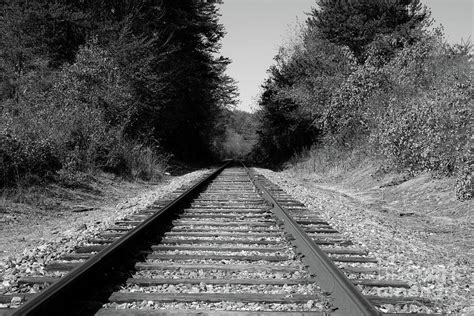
104, 300, 330, 312
255, 168, 472, 314
0, 169, 211, 308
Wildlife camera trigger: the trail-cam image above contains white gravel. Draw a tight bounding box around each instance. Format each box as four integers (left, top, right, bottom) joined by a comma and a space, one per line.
158, 250, 293, 256
146, 259, 301, 267
104, 300, 330, 312
173, 225, 280, 231
0, 169, 211, 308
255, 168, 473, 314
160, 242, 283, 249
167, 236, 283, 242
135, 269, 309, 280
120, 283, 321, 295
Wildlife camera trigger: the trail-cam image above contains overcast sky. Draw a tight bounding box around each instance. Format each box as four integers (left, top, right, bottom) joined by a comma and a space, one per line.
219, 0, 473, 112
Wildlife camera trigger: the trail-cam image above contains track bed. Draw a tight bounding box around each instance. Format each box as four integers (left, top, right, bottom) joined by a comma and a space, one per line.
1, 164, 432, 315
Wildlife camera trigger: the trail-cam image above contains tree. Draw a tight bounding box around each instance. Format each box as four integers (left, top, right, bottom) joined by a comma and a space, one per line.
213, 109, 258, 160
308, 0, 428, 63
144, 0, 234, 161
1, 0, 237, 186
255, 64, 320, 164
0, 1, 49, 103
253, 27, 353, 164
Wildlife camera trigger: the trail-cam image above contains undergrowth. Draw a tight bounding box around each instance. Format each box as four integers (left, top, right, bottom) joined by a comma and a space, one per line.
288, 143, 472, 201
287, 145, 372, 182
0, 43, 168, 188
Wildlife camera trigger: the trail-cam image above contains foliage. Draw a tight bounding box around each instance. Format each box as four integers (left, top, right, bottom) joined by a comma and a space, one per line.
368, 37, 472, 198
136, 1, 236, 161
105, 140, 168, 182
0, 0, 236, 187
308, 0, 428, 63
0, 42, 160, 185
256, 2, 471, 199
0, 131, 60, 186
213, 110, 258, 160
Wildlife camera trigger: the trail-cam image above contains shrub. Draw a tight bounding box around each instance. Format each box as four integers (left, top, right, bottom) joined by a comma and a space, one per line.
371, 35, 471, 174
0, 42, 167, 187
0, 115, 61, 186
105, 140, 167, 181
455, 159, 472, 201
324, 64, 389, 147
364, 34, 472, 198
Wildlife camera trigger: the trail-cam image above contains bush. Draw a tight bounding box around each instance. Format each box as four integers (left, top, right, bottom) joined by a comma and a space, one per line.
0, 42, 167, 187
455, 157, 473, 201
324, 64, 389, 147
318, 31, 471, 198
257, 25, 471, 199
370, 35, 471, 178
105, 140, 167, 181
0, 132, 60, 186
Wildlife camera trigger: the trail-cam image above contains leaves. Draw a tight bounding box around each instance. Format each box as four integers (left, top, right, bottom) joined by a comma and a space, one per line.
254, 3, 470, 198
1, 0, 237, 185
308, 0, 428, 63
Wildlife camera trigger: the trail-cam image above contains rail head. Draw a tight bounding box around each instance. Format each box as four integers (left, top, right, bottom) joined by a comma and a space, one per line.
13, 161, 232, 316
242, 163, 380, 316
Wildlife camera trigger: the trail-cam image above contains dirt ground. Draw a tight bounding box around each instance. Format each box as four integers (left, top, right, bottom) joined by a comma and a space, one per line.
0, 171, 207, 262
286, 165, 472, 261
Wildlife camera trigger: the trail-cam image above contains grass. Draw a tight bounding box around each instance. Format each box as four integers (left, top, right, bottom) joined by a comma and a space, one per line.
287, 145, 372, 182
285, 145, 471, 220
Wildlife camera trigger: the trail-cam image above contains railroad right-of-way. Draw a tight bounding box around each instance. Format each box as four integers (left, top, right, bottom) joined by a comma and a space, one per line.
2, 163, 433, 315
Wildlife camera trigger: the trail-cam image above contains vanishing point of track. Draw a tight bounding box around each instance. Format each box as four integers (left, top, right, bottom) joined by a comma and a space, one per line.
2, 162, 431, 315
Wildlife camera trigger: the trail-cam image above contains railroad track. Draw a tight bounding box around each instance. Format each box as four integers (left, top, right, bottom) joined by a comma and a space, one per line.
0, 162, 431, 315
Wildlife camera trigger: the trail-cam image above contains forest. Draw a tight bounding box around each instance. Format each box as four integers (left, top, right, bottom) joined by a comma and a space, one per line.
0, 0, 471, 200
0, 0, 238, 186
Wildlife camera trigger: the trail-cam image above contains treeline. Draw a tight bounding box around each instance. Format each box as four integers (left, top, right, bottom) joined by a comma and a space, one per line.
0, 0, 237, 186
254, 0, 472, 199
214, 109, 258, 160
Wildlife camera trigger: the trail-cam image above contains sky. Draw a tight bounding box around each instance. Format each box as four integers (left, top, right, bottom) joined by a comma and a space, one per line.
218, 0, 473, 112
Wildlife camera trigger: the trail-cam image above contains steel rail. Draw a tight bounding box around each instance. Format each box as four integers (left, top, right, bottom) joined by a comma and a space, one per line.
13, 161, 232, 316
242, 163, 380, 316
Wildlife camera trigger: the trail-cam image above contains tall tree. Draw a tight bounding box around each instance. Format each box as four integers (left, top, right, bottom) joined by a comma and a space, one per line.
1, 0, 237, 186
146, 0, 233, 161
255, 62, 320, 164
308, 0, 428, 62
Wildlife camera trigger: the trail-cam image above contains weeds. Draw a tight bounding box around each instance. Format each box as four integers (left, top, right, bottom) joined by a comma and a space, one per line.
287, 144, 372, 181
109, 141, 168, 182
